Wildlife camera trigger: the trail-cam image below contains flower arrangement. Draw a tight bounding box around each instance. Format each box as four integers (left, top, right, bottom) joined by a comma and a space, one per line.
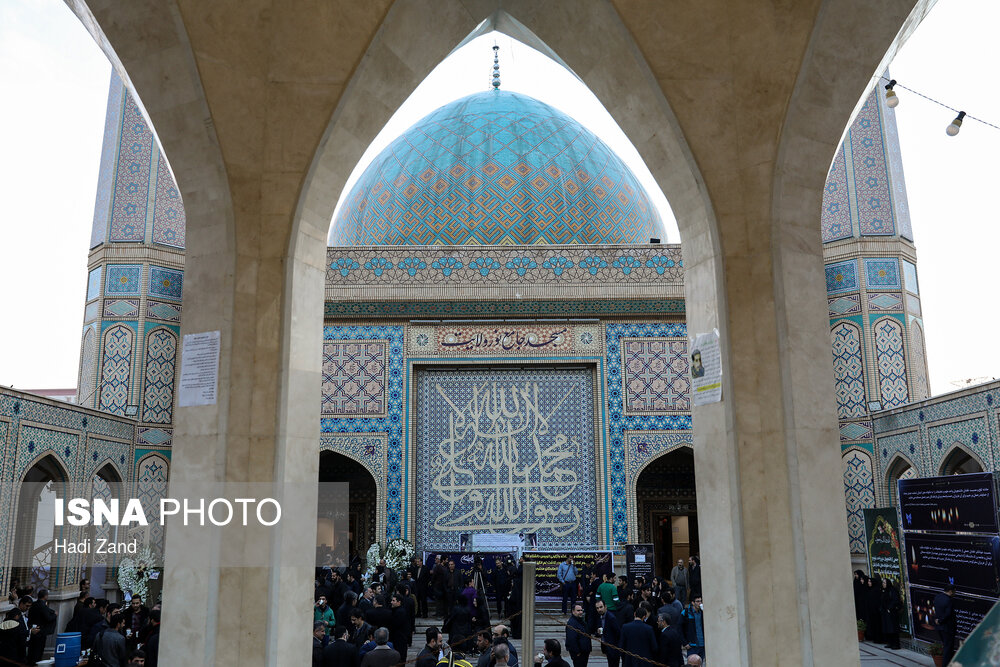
118, 546, 159, 601
363, 538, 416, 575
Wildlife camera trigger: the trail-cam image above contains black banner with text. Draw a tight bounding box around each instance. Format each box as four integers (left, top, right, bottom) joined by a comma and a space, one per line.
908, 585, 995, 642
903, 533, 1000, 597
864, 508, 910, 632
898, 473, 999, 534
523, 551, 614, 599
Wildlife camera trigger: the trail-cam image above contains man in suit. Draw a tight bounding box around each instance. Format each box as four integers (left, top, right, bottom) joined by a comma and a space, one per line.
122, 595, 149, 651
365, 595, 393, 634
0, 596, 35, 662
535, 639, 570, 667
566, 603, 591, 667
410, 558, 431, 618
26, 588, 57, 664
432, 557, 448, 618
323, 624, 361, 667
594, 600, 620, 667
416, 627, 443, 667
655, 613, 683, 667
361, 627, 401, 667
351, 609, 374, 650
933, 585, 957, 665
619, 603, 657, 667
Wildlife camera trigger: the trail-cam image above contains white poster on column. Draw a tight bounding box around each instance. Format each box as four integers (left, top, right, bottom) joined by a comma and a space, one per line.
178, 330, 221, 407
690, 329, 722, 406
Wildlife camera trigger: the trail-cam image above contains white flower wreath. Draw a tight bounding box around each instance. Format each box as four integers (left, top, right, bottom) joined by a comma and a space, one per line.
117, 546, 159, 601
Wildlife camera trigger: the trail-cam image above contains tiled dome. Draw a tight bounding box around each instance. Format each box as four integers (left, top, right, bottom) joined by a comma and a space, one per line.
330, 90, 662, 245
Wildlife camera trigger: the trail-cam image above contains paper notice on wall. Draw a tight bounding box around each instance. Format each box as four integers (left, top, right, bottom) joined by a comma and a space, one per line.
690, 329, 722, 406
178, 331, 221, 407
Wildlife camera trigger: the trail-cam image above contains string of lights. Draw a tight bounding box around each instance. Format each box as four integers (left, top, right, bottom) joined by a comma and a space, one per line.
880, 75, 1000, 136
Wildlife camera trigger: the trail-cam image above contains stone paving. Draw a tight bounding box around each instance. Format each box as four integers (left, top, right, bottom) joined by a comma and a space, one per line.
859, 642, 935, 667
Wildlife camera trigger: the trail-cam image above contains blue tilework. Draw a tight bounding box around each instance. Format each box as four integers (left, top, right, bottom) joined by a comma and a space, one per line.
109, 90, 152, 242
606, 322, 691, 543
148, 266, 183, 301
87, 267, 102, 301
864, 258, 901, 289
843, 449, 876, 553
825, 260, 859, 295
821, 144, 854, 242
151, 152, 186, 248
849, 94, 896, 236
903, 260, 919, 294
928, 417, 992, 474
831, 322, 866, 418
90, 72, 125, 248
414, 367, 597, 550
142, 328, 177, 424
105, 265, 142, 295
873, 317, 909, 408
330, 90, 662, 246
320, 325, 404, 538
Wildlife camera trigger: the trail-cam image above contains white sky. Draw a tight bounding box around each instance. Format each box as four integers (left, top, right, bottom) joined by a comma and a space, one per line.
0, 0, 997, 398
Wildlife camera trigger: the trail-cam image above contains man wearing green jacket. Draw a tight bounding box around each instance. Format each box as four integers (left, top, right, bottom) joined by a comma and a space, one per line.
596, 574, 619, 612
315, 595, 336, 636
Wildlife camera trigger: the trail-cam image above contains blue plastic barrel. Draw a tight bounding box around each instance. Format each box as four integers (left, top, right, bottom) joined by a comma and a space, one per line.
54, 631, 81, 667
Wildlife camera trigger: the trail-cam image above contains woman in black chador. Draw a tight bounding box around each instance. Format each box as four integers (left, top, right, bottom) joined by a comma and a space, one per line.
864, 574, 884, 644
879, 578, 902, 650
853, 570, 867, 624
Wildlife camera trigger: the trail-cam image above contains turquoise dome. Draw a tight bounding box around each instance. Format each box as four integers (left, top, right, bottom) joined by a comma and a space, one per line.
330, 90, 662, 245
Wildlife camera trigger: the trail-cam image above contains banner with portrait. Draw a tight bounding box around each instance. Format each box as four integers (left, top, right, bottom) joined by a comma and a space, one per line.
863, 508, 909, 632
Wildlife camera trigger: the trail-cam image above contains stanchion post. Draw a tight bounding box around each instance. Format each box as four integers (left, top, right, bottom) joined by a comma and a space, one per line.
522, 560, 536, 661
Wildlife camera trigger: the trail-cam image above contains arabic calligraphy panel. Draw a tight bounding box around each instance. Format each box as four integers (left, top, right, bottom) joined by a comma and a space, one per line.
414, 367, 598, 550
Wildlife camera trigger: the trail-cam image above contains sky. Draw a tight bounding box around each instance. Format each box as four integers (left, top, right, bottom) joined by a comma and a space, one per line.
0, 0, 997, 398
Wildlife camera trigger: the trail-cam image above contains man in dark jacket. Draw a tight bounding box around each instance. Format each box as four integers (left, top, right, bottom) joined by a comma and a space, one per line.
619, 603, 657, 667
594, 600, 620, 667
351, 609, 374, 650
26, 588, 57, 664
143, 609, 161, 667
324, 625, 361, 667
933, 585, 956, 665
366, 596, 393, 634
93, 611, 129, 667
315, 622, 330, 667
536, 639, 570, 667
686, 558, 701, 601
389, 593, 411, 659
566, 603, 591, 667
360, 627, 401, 667
655, 613, 683, 667
432, 557, 448, 618
410, 558, 431, 619
0, 597, 34, 663
416, 627, 443, 667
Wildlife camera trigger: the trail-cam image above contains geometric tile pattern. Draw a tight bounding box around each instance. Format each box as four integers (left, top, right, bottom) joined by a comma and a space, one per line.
831, 322, 867, 418
79, 326, 98, 409
927, 417, 991, 475
148, 266, 183, 301
605, 322, 691, 543
828, 294, 861, 316
622, 338, 690, 414
330, 90, 661, 246
103, 299, 140, 318
320, 326, 404, 539
98, 324, 134, 416
90, 474, 116, 566
843, 449, 876, 553
902, 259, 919, 294
623, 430, 694, 491
849, 94, 896, 236
135, 454, 168, 555
821, 144, 854, 242
324, 297, 687, 320
906, 294, 921, 316
109, 91, 152, 243
142, 329, 177, 424
873, 318, 909, 408
413, 367, 597, 550
867, 292, 903, 311
87, 267, 102, 301
321, 341, 387, 417
840, 420, 873, 442
146, 300, 182, 323
910, 320, 929, 401
825, 259, 858, 294
105, 265, 142, 295
151, 153, 186, 248
90, 71, 125, 249
136, 428, 172, 446
325, 246, 684, 286
84, 301, 101, 322
864, 258, 901, 289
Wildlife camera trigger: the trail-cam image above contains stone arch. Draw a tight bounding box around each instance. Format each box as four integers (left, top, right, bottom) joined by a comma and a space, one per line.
938, 443, 986, 476
884, 453, 918, 506
10, 454, 70, 593
141, 326, 178, 424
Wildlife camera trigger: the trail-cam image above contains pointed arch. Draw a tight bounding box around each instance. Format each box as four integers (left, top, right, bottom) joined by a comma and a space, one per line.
842, 447, 876, 554
939, 443, 985, 476
831, 321, 866, 418
11, 454, 70, 593
872, 317, 909, 408
884, 453, 917, 506
134, 453, 169, 555
318, 442, 385, 547
98, 323, 134, 416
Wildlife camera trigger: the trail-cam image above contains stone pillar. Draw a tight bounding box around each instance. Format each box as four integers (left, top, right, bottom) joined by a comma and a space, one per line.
521, 561, 536, 661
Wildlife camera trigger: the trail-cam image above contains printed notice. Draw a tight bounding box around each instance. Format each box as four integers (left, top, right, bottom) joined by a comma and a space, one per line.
690, 329, 722, 406
179, 331, 221, 407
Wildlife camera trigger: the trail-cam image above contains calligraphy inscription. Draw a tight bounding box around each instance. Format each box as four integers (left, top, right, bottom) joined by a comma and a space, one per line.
438, 326, 572, 353
417, 368, 597, 549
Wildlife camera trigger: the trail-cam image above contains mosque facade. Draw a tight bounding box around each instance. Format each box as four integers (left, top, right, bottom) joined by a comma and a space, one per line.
0, 64, 982, 618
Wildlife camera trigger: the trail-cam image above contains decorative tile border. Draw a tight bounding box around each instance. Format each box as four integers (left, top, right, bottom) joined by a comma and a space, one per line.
324, 298, 686, 319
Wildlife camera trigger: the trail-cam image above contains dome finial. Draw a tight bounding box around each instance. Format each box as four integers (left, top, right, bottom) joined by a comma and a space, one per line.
491, 44, 501, 90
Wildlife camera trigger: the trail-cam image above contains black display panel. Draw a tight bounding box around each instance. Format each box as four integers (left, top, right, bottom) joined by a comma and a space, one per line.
904, 532, 1000, 597
898, 473, 999, 533
908, 586, 995, 642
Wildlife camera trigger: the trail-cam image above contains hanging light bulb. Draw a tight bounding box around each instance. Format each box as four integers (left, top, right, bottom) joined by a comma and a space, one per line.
946, 111, 966, 136
885, 79, 899, 108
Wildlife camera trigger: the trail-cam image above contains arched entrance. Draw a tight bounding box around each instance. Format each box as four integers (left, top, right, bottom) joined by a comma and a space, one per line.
318, 451, 377, 564
635, 448, 698, 578
884, 455, 917, 506
940, 445, 985, 476
12, 455, 68, 593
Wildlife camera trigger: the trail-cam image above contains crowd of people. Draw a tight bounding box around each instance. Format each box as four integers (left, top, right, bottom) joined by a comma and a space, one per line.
0, 578, 157, 666
312, 554, 707, 667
